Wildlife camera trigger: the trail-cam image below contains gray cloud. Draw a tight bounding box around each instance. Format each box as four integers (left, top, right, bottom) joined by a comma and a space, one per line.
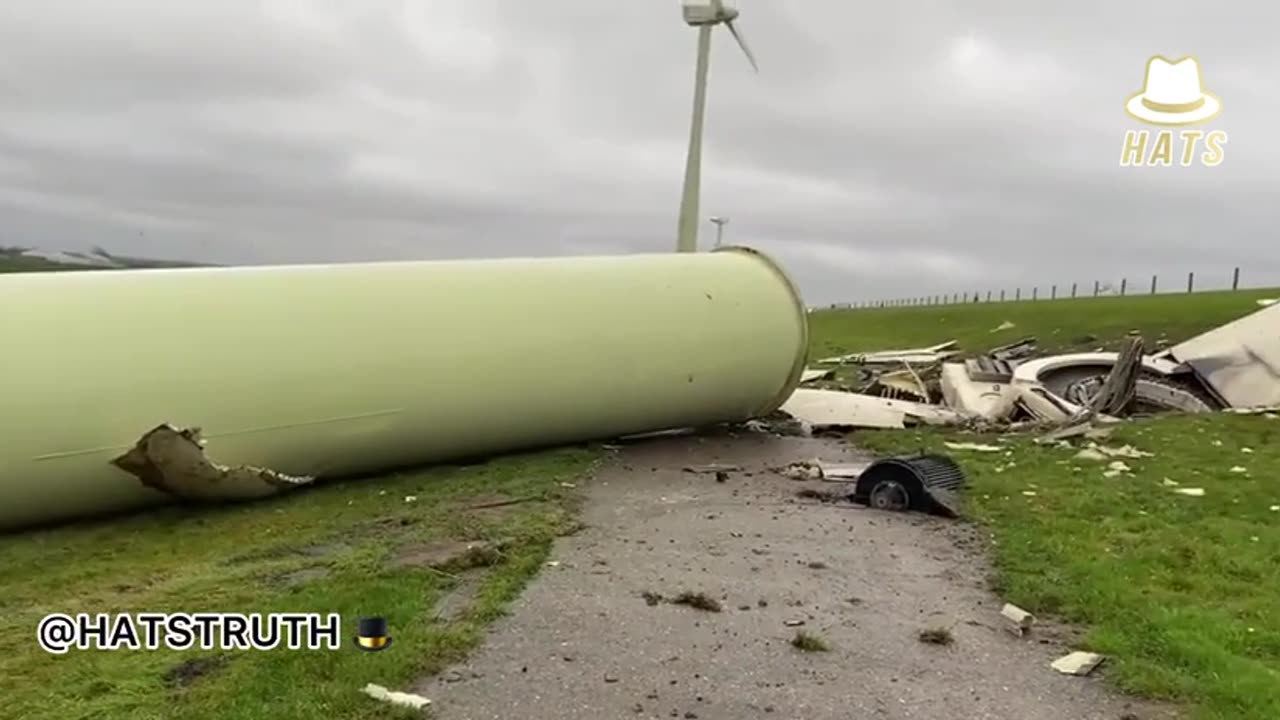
1, 0, 1276, 304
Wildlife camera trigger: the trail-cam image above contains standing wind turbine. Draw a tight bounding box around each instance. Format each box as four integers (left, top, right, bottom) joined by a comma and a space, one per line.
675, 0, 757, 253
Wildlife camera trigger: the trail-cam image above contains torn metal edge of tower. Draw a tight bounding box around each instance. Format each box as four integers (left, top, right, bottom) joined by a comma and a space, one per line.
0, 246, 811, 531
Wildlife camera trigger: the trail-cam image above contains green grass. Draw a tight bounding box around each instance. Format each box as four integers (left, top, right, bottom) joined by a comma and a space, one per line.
813, 290, 1280, 720
0, 448, 598, 720
809, 287, 1280, 359
0, 254, 103, 273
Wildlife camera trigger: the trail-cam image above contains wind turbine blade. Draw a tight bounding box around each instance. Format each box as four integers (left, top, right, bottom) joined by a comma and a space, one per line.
724, 20, 758, 72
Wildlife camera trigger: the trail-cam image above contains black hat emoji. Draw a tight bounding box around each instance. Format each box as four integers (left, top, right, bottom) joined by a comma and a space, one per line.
354, 616, 392, 652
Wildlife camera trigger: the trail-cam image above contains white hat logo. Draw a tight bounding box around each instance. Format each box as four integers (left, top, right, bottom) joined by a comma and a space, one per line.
1124, 56, 1222, 126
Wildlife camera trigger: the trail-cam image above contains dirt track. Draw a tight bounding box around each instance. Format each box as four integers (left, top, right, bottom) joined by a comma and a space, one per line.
416, 430, 1172, 720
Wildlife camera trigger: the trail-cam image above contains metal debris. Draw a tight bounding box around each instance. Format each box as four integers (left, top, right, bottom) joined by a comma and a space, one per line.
110, 424, 315, 501
872, 365, 931, 400
1051, 651, 1105, 676
965, 356, 1017, 383
851, 454, 966, 517
989, 337, 1038, 362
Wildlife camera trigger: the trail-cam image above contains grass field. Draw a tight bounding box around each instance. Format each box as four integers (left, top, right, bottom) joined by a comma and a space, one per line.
812, 289, 1280, 720
809, 287, 1280, 358
0, 449, 597, 720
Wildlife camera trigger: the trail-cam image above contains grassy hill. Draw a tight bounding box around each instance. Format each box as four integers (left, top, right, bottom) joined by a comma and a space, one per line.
0, 246, 209, 273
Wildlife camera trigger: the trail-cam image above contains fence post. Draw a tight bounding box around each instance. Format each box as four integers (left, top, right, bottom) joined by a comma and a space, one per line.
1233, 267, 1240, 290
1015, 288, 1021, 301
1032, 287, 1038, 300
1187, 272, 1194, 293
1051, 284, 1057, 299
1071, 282, 1077, 298
986, 290, 992, 302
1151, 275, 1157, 294
1000, 289, 1005, 301
1120, 278, 1127, 296
1093, 280, 1100, 297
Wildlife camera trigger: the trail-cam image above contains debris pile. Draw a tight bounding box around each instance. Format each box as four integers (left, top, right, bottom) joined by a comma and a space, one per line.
780, 301, 1280, 433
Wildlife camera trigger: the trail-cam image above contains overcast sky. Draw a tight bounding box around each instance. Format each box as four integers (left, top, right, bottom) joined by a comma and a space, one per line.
1, 1, 1276, 305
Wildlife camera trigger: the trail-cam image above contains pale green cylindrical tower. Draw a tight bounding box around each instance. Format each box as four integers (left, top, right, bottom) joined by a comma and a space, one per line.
0, 246, 808, 530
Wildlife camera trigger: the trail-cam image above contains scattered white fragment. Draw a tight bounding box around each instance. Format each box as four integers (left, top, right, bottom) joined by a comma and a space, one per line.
992, 320, 1016, 332
1230, 466, 1248, 474
780, 461, 824, 481
1161, 478, 1179, 487
379, 490, 388, 496
1022, 490, 1037, 497
1242, 447, 1254, 454
1001, 603, 1036, 636
1102, 470, 1123, 478
1258, 298, 1278, 307
817, 461, 869, 479
404, 495, 418, 503
1252, 536, 1260, 542
1075, 448, 1108, 462
363, 683, 431, 710
783, 619, 805, 627
1107, 461, 1132, 473
800, 367, 836, 383
545, 561, 561, 568
560, 482, 577, 488
1212, 440, 1223, 446
945, 442, 1003, 453
1271, 505, 1280, 512
1174, 488, 1206, 497
1096, 444, 1153, 459
1051, 651, 1105, 676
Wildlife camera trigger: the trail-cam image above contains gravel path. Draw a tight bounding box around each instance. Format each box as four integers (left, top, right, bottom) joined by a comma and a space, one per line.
415, 430, 1174, 720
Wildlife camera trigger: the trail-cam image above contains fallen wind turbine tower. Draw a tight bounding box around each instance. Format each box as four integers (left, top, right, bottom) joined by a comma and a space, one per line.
676, 0, 757, 253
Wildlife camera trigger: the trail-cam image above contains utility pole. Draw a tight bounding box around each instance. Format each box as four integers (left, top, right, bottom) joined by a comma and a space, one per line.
708, 216, 729, 248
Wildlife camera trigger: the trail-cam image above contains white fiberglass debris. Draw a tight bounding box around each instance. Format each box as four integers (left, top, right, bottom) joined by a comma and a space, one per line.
944, 442, 1003, 452
1051, 651, 1105, 676
1174, 488, 1206, 497
363, 683, 431, 710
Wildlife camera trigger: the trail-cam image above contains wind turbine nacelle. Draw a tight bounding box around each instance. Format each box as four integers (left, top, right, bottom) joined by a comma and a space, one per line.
681, 0, 737, 26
